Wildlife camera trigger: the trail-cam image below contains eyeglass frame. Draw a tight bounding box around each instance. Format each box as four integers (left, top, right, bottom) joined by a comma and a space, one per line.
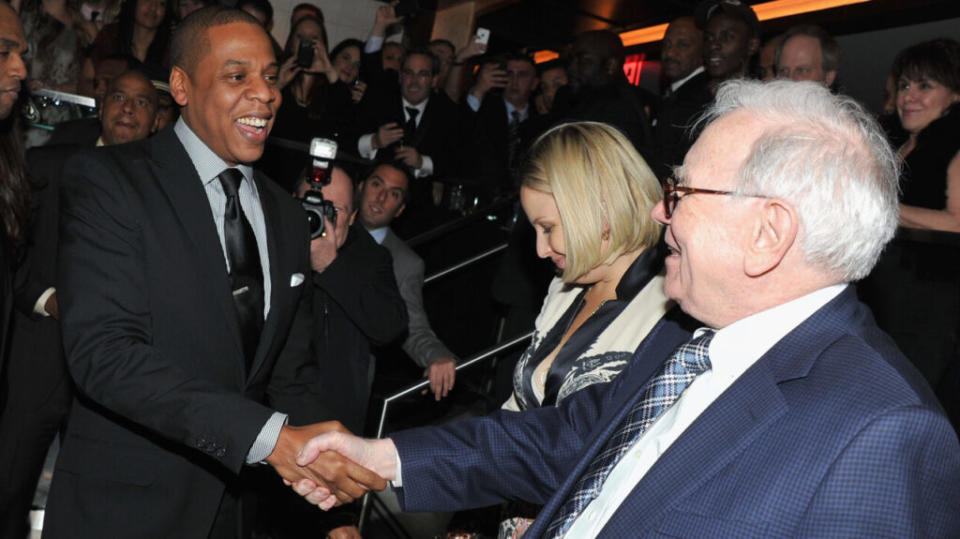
661, 177, 768, 218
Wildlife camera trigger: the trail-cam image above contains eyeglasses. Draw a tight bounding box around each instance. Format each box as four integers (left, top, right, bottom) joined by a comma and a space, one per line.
661, 177, 737, 218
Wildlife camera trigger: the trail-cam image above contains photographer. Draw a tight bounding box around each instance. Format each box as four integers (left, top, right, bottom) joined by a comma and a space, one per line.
298, 166, 407, 433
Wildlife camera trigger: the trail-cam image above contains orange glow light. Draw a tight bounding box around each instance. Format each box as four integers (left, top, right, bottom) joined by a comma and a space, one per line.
534, 50, 559, 64
536, 0, 873, 60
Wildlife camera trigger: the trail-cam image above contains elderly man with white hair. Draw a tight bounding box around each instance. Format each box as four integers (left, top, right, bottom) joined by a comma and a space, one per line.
292, 80, 960, 537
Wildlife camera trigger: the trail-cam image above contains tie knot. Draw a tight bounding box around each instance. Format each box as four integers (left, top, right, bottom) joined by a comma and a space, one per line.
511, 110, 521, 123
405, 106, 419, 122
218, 168, 244, 198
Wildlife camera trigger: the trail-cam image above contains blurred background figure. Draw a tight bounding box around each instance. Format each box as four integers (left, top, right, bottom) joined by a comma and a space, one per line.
534, 60, 566, 115
757, 33, 784, 81
775, 24, 840, 90
695, 0, 760, 92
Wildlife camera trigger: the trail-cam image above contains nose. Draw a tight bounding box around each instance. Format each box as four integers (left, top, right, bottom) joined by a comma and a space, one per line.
534, 233, 552, 259
375, 188, 388, 203
651, 197, 669, 225
247, 74, 276, 104
9, 52, 26, 82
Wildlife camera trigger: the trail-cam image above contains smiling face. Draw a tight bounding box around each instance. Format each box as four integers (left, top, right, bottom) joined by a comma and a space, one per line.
703, 14, 757, 81
99, 71, 159, 145
0, 5, 27, 120
170, 21, 279, 166
400, 53, 435, 105
662, 17, 703, 82
651, 110, 761, 327
358, 164, 408, 230
896, 76, 960, 135
333, 44, 361, 84
521, 186, 567, 271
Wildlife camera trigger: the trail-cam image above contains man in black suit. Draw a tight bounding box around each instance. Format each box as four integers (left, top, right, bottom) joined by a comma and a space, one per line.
44, 7, 384, 538
354, 48, 462, 231
0, 68, 160, 539
463, 53, 542, 195
653, 16, 713, 179
550, 30, 654, 159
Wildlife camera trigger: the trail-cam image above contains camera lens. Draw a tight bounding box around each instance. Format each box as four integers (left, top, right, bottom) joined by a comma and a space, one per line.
306, 210, 324, 238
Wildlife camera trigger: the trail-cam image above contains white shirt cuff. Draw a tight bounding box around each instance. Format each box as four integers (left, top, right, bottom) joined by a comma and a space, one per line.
359, 133, 378, 159
391, 450, 403, 488
415, 155, 433, 178
246, 411, 288, 464
465, 93, 481, 112
365, 35, 384, 54
34, 287, 56, 316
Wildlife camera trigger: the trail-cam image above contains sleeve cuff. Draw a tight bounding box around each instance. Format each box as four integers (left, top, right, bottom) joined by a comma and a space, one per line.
415, 155, 433, 178
246, 412, 288, 464
391, 450, 403, 488
365, 35, 384, 54
465, 93, 481, 112
359, 133, 378, 159
34, 287, 56, 316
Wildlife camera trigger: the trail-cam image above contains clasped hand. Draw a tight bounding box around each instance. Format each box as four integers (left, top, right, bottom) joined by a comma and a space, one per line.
286, 431, 399, 509
266, 422, 388, 510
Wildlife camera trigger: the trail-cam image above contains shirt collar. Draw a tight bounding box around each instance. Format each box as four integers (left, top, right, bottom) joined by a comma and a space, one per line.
504, 99, 529, 122
614, 246, 663, 300
401, 97, 428, 117
670, 66, 705, 93
708, 283, 847, 377
366, 226, 389, 244
174, 117, 254, 187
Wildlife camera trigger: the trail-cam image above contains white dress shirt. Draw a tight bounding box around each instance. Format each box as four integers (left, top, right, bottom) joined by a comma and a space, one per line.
358, 98, 434, 177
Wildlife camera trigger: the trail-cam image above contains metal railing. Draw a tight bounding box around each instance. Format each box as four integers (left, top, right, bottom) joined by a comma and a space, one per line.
423, 243, 508, 285
359, 330, 533, 533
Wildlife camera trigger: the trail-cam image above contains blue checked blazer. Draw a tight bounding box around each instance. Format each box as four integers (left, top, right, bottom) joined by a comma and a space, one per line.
391, 287, 960, 536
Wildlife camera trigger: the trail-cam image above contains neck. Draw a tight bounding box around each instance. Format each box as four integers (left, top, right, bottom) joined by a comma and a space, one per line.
588, 248, 644, 300
132, 25, 157, 60
505, 96, 529, 110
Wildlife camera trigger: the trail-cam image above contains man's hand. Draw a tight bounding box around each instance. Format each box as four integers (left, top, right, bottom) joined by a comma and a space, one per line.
455, 39, 487, 64
292, 431, 398, 508
394, 146, 422, 169
45, 292, 58, 320
422, 357, 456, 401
309, 219, 339, 273
373, 122, 404, 150
469, 62, 508, 100
266, 423, 387, 508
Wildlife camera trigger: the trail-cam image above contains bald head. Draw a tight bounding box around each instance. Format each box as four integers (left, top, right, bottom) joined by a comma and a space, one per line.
170, 6, 264, 76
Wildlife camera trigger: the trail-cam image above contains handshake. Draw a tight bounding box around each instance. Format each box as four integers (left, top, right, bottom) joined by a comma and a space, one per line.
267, 422, 398, 510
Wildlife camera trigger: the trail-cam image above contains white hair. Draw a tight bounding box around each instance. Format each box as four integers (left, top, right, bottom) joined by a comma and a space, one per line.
701, 79, 900, 281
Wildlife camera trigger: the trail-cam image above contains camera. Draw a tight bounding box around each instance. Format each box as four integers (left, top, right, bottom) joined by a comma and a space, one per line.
301, 138, 338, 239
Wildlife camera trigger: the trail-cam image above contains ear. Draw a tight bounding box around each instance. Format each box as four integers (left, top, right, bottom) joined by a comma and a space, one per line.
825, 70, 837, 88
395, 201, 406, 218
532, 76, 540, 93
347, 209, 357, 227
169, 66, 190, 107
744, 198, 798, 277
150, 111, 161, 133
747, 37, 761, 58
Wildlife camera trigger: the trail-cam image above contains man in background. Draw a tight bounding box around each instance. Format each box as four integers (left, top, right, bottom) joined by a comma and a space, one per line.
776, 24, 840, 90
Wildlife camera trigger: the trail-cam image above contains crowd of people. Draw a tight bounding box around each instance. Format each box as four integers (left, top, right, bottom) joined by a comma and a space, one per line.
0, 0, 957, 537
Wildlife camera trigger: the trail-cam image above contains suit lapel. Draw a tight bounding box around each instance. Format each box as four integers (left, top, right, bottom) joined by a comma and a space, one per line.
149, 129, 246, 370
247, 173, 286, 381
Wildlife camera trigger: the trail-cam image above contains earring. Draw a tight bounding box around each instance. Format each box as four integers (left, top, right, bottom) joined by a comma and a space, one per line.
601, 230, 610, 241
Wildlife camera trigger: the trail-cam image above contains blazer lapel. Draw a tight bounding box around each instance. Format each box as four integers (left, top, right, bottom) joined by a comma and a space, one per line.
149, 129, 246, 369
246, 173, 286, 381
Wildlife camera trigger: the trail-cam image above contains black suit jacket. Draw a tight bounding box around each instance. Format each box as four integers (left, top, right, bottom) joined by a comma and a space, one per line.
45, 127, 321, 538
461, 94, 544, 194
312, 223, 406, 433
653, 71, 713, 179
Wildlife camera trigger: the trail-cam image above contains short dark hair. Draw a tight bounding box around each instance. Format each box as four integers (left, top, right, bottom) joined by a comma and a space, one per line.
428, 39, 455, 56
404, 47, 440, 75
505, 52, 536, 70
170, 6, 263, 75
776, 25, 841, 73
238, 0, 273, 26
892, 38, 960, 94
330, 38, 364, 63
537, 59, 565, 76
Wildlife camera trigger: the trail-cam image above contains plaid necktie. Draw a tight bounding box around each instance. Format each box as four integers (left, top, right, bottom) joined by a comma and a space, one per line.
545, 329, 716, 538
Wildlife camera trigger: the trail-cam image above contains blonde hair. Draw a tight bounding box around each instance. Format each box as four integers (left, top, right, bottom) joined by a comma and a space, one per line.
521, 121, 662, 282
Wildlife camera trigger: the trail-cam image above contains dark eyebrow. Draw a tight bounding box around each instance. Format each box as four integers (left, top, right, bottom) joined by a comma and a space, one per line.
0, 38, 23, 49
